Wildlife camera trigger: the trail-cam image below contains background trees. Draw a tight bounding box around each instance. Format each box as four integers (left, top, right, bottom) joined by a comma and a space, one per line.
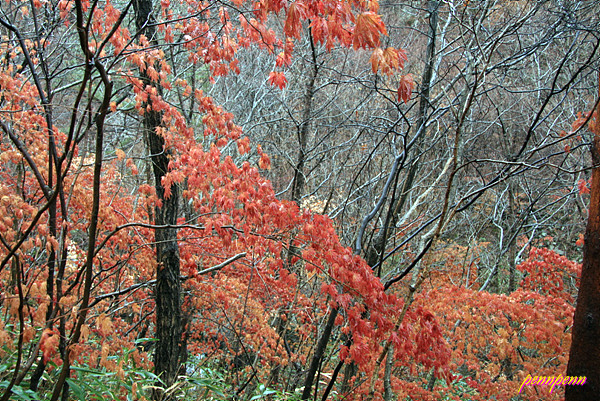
0, 0, 598, 400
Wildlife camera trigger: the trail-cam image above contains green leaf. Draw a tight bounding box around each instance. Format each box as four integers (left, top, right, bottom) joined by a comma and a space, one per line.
66, 378, 86, 401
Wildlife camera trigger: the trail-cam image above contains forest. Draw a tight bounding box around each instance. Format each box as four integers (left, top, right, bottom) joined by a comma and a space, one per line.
0, 0, 599, 400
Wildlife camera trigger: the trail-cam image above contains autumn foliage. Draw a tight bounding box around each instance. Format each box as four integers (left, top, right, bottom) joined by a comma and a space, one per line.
0, 0, 590, 400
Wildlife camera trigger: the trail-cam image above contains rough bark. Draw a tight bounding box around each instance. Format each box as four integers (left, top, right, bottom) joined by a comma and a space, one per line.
566, 73, 600, 400
133, 0, 183, 397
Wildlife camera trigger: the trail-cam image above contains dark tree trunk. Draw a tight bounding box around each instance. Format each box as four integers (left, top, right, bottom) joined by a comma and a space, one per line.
566, 73, 600, 400
133, 0, 183, 398
148, 106, 183, 398
300, 307, 338, 400
291, 29, 318, 205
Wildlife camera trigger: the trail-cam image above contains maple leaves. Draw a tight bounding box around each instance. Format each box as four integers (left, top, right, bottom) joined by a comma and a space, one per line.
268, 0, 408, 102
353, 12, 387, 49
268, 71, 287, 89
369, 47, 406, 74
394, 243, 582, 401
398, 73, 414, 104
517, 247, 581, 303
0, 0, 418, 397
284, 1, 307, 39
3, 0, 588, 399
368, 45, 413, 101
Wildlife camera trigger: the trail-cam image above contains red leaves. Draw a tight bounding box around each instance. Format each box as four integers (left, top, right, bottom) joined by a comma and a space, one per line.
276, 38, 294, 68
576, 233, 585, 247
58, 0, 71, 22
340, 344, 349, 361
0, 0, 417, 395
352, 12, 387, 50
268, 71, 287, 89
40, 329, 59, 363
517, 247, 581, 302
398, 73, 414, 104
578, 178, 590, 195
310, 18, 328, 45
416, 278, 575, 400
414, 308, 450, 370
284, 1, 307, 39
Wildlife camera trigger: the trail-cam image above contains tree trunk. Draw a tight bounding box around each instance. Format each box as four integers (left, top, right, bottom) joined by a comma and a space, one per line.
133, 0, 183, 398
566, 72, 600, 400
300, 307, 338, 400
291, 29, 318, 205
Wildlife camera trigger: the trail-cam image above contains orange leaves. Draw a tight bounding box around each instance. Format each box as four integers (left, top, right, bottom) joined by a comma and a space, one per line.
0, 0, 416, 394
115, 148, 125, 161
576, 233, 584, 247
398, 73, 414, 104
126, 158, 138, 175
370, 47, 406, 74
578, 178, 590, 195
258, 152, 271, 170
96, 313, 114, 337
352, 12, 387, 50
369, 47, 384, 73
516, 247, 581, 302
415, 283, 574, 400
268, 71, 287, 89
99, 343, 113, 370
40, 329, 59, 363
237, 136, 251, 155
146, 66, 159, 82
275, 51, 291, 68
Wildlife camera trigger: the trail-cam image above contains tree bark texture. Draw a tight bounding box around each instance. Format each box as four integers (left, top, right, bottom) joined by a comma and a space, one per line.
133, 0, 183, 397
566, 72, 600, 400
